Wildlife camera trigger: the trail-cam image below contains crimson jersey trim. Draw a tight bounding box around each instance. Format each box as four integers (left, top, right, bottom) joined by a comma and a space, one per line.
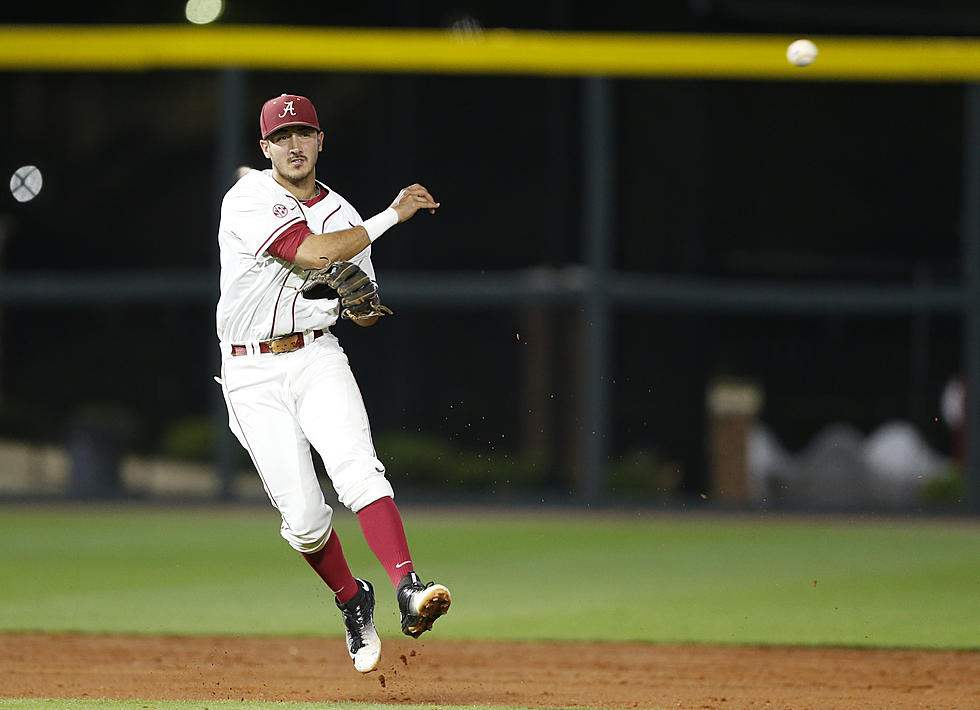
268, 221, 314, 262
302, 183, 330, 208
267, 270, 293, 340
255, 215, 303, 257
320, 204, 342, 233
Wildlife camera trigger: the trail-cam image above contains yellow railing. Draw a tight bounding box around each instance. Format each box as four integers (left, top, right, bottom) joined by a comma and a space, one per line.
1, 25, 980, 81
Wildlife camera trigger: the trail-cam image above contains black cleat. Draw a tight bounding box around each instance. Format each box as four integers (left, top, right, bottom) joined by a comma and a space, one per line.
336, 579, 381, 672
397, 571, 451, 639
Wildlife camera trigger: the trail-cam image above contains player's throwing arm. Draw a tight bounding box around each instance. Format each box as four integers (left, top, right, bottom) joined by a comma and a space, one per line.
292, 184, 439, 271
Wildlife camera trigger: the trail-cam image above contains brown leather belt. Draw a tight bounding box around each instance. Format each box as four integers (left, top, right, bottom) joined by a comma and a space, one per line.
231, 329, 325, 356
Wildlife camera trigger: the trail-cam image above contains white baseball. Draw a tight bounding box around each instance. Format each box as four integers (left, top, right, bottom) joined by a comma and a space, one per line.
786, 39, 818, 67
9, 165, 43, 203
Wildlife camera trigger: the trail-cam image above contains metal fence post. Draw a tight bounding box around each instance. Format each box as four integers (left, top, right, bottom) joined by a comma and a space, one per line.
581, 76, 614, 503
961, 83, 980, 513
212, 68, 246, 500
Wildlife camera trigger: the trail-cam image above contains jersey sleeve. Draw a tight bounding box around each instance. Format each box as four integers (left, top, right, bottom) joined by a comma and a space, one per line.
267, 221, 314, 262
220, 173, 307, 258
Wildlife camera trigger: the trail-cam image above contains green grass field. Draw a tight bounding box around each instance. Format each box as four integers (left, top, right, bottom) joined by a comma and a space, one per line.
0, 504, 976, 648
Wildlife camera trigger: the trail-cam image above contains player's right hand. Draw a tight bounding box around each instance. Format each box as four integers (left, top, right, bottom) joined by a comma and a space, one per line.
390, 183, 440, 222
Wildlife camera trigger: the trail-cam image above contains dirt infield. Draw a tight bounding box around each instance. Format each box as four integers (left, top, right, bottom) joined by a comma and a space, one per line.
1, 633, 977, 709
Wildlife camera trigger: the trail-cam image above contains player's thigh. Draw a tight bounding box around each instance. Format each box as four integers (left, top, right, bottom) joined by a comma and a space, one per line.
222, 360, 329, 533
294, 350, 391, 510
221, 360, 302, 472
294, 345, 374, 448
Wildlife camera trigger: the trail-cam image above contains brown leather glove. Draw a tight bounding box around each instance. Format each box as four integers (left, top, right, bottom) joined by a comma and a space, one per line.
302, 261, 393, 321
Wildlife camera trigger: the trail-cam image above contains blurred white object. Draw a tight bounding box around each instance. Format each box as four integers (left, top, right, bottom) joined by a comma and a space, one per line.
449, 14, 484, 42
863, 421, 948, 504
747, 419, 947, 508
9, 165, 42, 202
787, 39, 818, 67
185, 0, 223, 24
746, 424, 794, 504
795, 423, 871, 506
941, 377, 965, 429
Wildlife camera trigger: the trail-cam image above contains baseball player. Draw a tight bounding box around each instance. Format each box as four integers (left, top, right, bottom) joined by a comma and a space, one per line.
215, 93, 450, 673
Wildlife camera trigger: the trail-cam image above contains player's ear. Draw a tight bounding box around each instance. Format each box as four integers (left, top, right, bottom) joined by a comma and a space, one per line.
317, 131, 324, 152
259, 139, 271, 159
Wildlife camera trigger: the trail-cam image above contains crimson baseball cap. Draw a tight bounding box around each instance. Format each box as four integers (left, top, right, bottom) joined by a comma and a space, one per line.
260, 93, 320, 139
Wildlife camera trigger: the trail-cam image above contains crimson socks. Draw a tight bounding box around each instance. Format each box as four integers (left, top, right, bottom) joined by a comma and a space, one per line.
303, 496, 414, 602
356, 496, 414, 587
303, 529, 358, 604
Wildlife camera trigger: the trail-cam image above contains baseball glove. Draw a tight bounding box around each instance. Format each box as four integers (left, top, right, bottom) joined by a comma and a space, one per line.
301, 261, 393, 321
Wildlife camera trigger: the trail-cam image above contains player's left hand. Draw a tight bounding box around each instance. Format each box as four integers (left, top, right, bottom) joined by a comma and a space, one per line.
390, 183, 440, 222
302, 261, 393, 321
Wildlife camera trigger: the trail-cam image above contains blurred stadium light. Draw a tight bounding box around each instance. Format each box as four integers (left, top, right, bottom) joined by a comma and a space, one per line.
184, 0, 224, 26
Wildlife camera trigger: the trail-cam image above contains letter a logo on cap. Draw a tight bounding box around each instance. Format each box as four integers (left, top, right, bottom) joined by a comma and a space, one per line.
278, 101, 296, 118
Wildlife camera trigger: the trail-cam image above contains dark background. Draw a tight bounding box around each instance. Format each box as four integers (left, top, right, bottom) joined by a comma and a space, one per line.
0, 0, 974, 500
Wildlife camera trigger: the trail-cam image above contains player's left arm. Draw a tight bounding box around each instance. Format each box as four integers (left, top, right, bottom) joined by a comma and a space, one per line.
301, 253, 387, 328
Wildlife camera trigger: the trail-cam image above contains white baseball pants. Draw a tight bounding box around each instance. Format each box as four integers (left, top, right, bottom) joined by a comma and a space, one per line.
219, 331, 394, 554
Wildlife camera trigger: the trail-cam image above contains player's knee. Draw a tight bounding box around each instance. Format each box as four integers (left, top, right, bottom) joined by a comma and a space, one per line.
333, 462, 394, 513
279, 502, 334, 554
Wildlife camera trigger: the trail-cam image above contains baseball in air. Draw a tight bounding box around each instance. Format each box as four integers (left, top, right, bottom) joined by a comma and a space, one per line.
786, 39, 818, 67
9, 165, 43, 203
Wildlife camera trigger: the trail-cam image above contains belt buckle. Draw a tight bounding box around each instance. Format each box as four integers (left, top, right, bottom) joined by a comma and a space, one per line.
268, 333, 302, 354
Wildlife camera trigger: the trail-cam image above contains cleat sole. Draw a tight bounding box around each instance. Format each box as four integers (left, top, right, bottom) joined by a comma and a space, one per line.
405, 586, 451, 637
353, 649, 381, 673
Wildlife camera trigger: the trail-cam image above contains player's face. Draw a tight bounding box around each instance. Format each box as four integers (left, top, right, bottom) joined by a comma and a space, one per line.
260, 126, 323, 184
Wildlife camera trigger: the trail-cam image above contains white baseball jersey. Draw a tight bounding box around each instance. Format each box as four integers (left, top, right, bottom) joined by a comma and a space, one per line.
216, 168, 376, 348
215, 167, 393, 553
